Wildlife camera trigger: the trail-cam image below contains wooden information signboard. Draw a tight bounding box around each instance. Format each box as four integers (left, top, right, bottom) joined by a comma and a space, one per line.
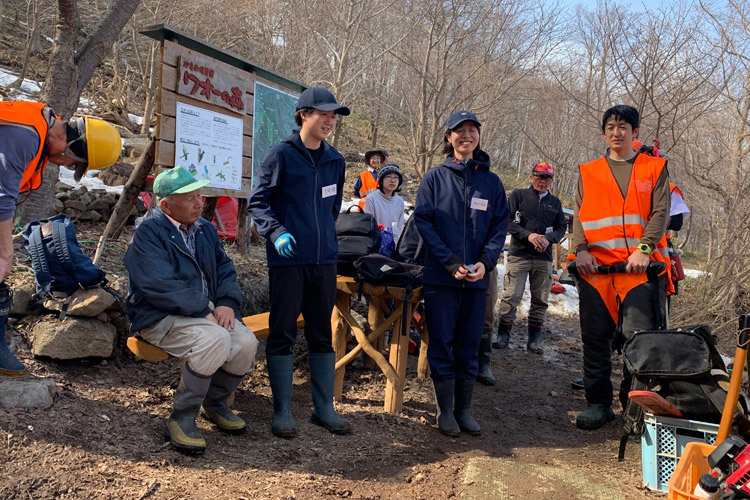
141, 25, 305, 200
138, 25, 305, 251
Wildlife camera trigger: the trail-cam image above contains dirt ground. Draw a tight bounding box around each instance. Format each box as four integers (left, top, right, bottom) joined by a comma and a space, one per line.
0, 223, 684, 499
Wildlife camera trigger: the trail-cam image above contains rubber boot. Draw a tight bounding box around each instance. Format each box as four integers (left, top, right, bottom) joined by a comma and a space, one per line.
201, 368, 246, 435
309, 352, 351, 435
166, 363, 211, 454
432, 379, 460, 437
492, 322, 511, 349
575, 404, 615, 430
476, 331, 496, 386
0, 284, 26, 377
527, 323, 543, 355
454, 379, 481, 436
267, 354, 297, 439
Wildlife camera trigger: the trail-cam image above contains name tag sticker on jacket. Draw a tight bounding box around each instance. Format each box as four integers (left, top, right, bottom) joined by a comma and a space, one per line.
545, 227, 553, 234
322, 184, 337, 198
470, 197, 488, 211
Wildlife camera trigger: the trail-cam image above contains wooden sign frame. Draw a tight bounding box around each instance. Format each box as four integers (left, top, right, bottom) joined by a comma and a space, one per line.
141, 25, 305, 199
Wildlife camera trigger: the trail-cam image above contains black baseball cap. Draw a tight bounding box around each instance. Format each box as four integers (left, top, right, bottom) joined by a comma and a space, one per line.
445, 110, 481, 132
295, 87, 350, 115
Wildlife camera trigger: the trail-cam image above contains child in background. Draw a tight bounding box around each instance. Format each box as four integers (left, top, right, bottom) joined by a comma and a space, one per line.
364, 163, 405, 243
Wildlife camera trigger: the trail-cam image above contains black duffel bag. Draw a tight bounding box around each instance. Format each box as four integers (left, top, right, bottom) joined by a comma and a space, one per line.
336, 206, 381, 276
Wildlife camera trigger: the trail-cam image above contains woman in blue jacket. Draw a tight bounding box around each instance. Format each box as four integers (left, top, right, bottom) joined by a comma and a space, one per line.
414, 110, 509, 437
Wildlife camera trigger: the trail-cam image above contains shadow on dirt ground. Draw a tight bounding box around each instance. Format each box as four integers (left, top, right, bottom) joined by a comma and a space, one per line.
0, 234, 666, 499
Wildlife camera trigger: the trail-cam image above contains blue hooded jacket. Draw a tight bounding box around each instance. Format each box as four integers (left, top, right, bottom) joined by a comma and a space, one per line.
414, 150, 509, 289
124, 208, 243, 333
249, 131, 346, 267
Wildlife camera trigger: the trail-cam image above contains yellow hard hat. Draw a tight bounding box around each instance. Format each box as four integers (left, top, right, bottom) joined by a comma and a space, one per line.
69, 117, 121, 181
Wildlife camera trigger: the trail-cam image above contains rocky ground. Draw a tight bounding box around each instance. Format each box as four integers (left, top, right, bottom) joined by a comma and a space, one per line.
0, 222, 705, 499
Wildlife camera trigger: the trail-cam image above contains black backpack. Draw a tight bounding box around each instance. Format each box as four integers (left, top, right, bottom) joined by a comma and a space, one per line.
336, 206, 381, 276
353, 254, 423, 335
618, 325, 745, 459
393, 215, 424, 265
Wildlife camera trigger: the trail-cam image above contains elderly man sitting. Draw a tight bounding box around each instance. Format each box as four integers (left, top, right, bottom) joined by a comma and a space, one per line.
124, 166, 258, 454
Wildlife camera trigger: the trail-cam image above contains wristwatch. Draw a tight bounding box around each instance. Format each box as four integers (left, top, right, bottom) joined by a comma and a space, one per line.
636, 243, 653, 255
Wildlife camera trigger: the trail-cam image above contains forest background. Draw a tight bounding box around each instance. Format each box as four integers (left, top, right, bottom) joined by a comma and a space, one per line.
0, 0, 748, 333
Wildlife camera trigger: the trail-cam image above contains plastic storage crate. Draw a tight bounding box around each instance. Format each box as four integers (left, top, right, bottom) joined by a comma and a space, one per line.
641, 413, 719, 492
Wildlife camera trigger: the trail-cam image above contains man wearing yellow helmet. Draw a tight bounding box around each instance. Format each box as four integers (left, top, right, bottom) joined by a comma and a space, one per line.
0, 100, 121, 376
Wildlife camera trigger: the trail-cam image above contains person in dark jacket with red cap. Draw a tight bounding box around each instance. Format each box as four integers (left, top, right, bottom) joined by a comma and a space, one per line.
414, 110, 508, 437
492, 162, 567, 354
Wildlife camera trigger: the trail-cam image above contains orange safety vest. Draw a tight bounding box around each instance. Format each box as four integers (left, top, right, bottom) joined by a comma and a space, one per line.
357, 170, 379, 210
0, 101, 50, 194
578, 154, 671, 322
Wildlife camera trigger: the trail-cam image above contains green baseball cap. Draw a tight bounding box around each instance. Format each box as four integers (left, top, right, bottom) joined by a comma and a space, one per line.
153, 166, 210, 198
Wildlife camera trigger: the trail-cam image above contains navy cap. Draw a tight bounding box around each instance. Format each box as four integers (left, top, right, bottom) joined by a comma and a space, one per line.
295, 87, 350, 115
445, 110, 481, 132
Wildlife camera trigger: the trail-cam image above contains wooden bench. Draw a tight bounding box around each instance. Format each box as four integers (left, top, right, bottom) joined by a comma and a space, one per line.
126, 312, 305, 362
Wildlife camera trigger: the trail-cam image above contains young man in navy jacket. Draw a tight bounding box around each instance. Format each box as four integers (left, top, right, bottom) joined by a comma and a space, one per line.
249, 87, 352, 438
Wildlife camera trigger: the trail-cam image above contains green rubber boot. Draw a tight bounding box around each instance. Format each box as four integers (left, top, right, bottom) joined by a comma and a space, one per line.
201, 368, 246, 435
166, 363, 211, 454
309, 352, 351, 435
267, 354, 297, 439
575, 404, 615, 430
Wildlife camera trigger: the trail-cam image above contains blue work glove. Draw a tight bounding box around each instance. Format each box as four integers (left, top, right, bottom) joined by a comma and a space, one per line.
274, 232, 297, 258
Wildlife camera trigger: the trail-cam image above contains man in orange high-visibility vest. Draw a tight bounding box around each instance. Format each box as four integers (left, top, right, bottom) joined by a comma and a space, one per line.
0, 101, 121, 376
572, 105, 670, 430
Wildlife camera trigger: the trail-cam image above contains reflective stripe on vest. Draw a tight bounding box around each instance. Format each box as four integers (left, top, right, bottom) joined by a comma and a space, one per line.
0, 101, 50, 193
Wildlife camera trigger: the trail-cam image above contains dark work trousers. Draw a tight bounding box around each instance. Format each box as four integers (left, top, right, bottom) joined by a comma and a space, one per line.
577, 273, 667, 407
266, 264, 337, 356
424, 284, 487, 381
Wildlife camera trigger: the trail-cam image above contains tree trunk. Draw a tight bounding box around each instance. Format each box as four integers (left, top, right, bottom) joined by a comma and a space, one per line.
19, 0, 140, 227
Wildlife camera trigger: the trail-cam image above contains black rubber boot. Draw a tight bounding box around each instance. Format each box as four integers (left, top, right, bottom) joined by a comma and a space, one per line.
166, 363, 211, 454
267, 354, 297, 439
476, 330, 496, 386
0, 284, 26, 377
492, 322, 511, 349
432, 379, 460, 437
201, 368, 247, 435
454, 379, 481, 436
527, 323, 543, 355
309, 352, 351, 435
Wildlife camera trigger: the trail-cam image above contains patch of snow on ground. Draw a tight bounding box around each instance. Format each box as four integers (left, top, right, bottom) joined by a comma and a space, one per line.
683, 268, 707, 279
59, 166, 124, 195
0, 68, 41, 97
493, 260, 580, 321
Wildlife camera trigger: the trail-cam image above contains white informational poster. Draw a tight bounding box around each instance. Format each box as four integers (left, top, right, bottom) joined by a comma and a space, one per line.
174, 101, 243, 190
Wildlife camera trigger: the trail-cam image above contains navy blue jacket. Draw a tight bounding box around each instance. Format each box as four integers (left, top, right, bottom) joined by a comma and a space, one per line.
507, 186, 567, 262
124, 209, 243, 332
414, 150, 509, 289
249, 131, 345, 267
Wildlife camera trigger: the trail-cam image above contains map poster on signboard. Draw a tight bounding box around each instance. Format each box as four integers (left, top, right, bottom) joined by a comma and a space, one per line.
174, 101, 243, 190
252, 82, 299, 185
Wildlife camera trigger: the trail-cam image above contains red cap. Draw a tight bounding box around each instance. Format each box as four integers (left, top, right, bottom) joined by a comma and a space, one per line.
531, 162, 554, 177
